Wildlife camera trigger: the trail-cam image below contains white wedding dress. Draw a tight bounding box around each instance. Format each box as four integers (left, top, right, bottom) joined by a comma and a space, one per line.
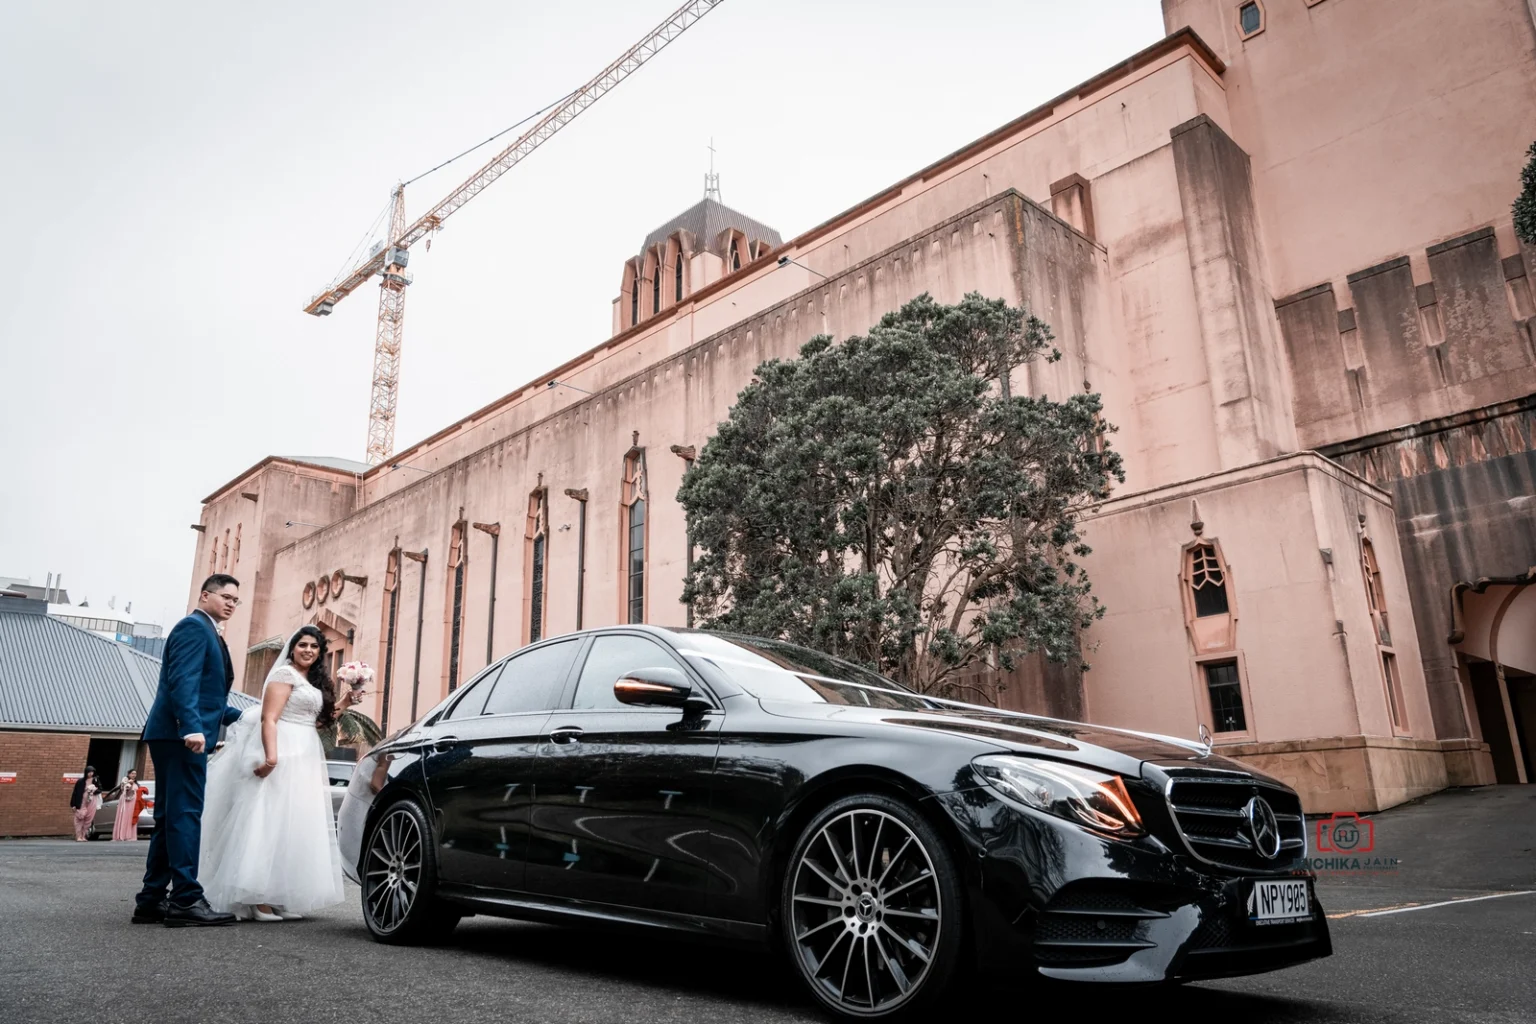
200, 661, 345, 915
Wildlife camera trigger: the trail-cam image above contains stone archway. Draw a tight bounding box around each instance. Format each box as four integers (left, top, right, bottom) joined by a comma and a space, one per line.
1449, 570, 1536, 784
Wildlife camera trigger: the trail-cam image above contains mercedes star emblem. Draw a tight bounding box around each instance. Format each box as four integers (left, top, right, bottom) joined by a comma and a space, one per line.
1244, 795, 1282, 859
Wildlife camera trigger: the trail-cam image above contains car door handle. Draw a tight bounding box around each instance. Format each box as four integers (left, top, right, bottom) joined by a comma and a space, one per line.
549, 726, 583, 745
429, 736, 459, 753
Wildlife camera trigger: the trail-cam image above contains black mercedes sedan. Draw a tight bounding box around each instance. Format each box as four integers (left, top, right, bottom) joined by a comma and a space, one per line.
338, 626, 1330, 1019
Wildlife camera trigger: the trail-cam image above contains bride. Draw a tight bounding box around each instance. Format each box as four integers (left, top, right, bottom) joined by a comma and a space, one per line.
200, 625, 361, 921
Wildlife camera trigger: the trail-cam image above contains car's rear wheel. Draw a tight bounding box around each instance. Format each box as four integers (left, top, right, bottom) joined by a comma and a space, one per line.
781, 793, 964, 1020
360, 799, 460, 945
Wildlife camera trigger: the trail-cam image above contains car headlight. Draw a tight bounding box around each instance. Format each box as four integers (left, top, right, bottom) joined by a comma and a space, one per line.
972, 755, 1144, 838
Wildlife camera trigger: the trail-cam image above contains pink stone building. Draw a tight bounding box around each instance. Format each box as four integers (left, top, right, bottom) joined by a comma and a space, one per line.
191, 0, 1536, 812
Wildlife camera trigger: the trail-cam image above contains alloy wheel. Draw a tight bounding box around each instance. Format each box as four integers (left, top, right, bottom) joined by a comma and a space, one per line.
364, 807, 423, 933
789, 808, 943, 1016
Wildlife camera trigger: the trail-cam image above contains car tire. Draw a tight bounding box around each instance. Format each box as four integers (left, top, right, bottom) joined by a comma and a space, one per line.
780, 793, 965, 1020
359, 798, 461, 945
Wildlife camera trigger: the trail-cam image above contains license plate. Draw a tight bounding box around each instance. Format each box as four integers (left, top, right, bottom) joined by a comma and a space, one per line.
1247, 879, 1309, 924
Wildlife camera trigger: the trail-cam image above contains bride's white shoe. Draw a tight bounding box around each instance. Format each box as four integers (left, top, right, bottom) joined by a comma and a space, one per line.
274, 907, 304, 921
252, 905, 283, 923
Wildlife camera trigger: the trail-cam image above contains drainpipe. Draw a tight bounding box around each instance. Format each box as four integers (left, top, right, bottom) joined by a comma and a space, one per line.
402, 549, 428, 721
472, 523, 500, 665
564, 489, 588, 629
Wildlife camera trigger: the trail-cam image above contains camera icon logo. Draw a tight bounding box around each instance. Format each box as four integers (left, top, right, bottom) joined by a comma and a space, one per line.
1316, 811, 1374, 853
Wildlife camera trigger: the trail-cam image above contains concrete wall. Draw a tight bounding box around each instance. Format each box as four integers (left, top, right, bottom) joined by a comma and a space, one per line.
197, 460, 361, 692
1079, 453, 1430, 746
1324, 398, 1536, 740
1163, 0, 1536, 299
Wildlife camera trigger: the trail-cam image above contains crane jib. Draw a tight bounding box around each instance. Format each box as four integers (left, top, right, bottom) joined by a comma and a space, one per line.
304, 0, 727, 316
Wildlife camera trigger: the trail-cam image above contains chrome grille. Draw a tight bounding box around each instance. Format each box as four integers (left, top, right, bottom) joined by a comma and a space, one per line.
1164, 774, 1306, 871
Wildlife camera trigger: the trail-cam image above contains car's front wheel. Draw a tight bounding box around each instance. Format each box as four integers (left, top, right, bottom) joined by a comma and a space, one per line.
781, 793, 964, 1019
360, 798, 460, 945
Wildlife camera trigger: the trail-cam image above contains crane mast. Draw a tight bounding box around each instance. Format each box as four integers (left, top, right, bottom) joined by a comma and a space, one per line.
305, 0, 729, 464
367, 187, 410, 464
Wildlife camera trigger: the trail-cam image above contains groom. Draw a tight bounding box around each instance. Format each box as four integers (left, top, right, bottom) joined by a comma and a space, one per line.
133, 574, 246, 926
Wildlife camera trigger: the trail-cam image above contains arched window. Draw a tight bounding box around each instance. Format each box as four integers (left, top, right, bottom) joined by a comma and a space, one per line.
525, 489, 548, 644
730, 238, 741, 272
621, 450, 648, 624
1187, 544, 1229, 617
652, 267, 661, 316
675, 252, 684, 302
631, 275, 640, 326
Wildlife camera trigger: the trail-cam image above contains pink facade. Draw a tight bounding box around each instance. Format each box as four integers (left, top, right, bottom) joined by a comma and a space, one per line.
191, 0, 1536, 810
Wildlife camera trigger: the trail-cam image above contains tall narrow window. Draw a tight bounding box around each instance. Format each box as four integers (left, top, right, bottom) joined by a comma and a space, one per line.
622, 450, 648, 624
1204, 661, 1247, 733
675, 253, 684, 302
221, 529, 230, 571
232, 524, 242, 566
652, 268, 661, 316
524, 489, 548, 644
1188, 544, 1229, 617
729, 238, 741, 272
208, 537, 218, 575
631, 276, 639, 325
1361, 535, 1406, 733
380, 549, 401, 734
446, 522, 467, 692
1360, 538, 1390, 645
1381, 651, 1406, 731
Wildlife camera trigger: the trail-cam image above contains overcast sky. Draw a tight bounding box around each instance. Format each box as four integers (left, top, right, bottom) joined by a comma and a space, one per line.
0, 0, 1165, 629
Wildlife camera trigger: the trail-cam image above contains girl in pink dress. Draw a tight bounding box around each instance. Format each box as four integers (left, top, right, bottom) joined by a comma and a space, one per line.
70, 768, 101, 841
105, 769, 145, 841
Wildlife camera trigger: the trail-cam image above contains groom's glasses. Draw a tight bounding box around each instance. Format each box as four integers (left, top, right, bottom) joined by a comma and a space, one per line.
208, 592, 241, 607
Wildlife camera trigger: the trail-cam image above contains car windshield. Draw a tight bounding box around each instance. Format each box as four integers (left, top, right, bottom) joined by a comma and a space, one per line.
675, 632, 938, 709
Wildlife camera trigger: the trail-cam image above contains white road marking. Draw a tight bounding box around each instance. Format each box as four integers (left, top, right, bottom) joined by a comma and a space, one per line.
1355, 890, 1535, 918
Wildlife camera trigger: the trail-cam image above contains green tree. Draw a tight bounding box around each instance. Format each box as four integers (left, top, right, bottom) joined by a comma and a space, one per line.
1517, 141, 1536, 247
678, 292, 1124, 698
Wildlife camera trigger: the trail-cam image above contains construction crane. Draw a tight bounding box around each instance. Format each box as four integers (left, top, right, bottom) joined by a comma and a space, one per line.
305, 0, 729, 465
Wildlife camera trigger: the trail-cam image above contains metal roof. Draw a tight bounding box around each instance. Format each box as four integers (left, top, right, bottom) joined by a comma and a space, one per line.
640, 197, 782, 259
0, 606, 164, 735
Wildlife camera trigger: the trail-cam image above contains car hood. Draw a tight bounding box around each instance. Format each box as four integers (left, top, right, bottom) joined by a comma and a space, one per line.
757, 698, 1236, 777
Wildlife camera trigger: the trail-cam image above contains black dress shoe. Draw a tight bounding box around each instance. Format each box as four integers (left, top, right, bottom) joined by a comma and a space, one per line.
163, 899, 238, 927
132, 899, 169, 924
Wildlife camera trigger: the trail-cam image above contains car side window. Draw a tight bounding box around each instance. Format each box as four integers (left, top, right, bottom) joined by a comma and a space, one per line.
569, 635, 688, 711
442, 661, 506, 721
481, 639, 580, 716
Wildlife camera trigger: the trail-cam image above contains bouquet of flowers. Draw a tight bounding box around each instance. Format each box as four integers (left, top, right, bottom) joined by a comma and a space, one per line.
336, 661, 375, 691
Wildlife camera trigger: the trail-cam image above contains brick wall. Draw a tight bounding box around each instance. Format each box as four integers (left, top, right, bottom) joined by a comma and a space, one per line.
0, 731, 91, 837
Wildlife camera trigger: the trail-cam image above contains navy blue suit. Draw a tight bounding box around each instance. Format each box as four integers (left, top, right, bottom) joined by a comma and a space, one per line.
137, 610, 242, 910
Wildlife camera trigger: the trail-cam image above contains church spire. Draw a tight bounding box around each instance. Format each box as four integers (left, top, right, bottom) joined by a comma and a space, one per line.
703, 137, 721, 202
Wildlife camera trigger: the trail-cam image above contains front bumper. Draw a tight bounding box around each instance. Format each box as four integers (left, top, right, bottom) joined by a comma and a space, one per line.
933, 785, 1332, 983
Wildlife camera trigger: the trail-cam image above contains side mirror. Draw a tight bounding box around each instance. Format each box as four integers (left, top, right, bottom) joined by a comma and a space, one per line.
614, 666, 695, 708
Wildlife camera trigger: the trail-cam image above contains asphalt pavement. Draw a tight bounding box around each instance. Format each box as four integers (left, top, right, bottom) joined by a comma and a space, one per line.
1, 786, 1531, 1024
